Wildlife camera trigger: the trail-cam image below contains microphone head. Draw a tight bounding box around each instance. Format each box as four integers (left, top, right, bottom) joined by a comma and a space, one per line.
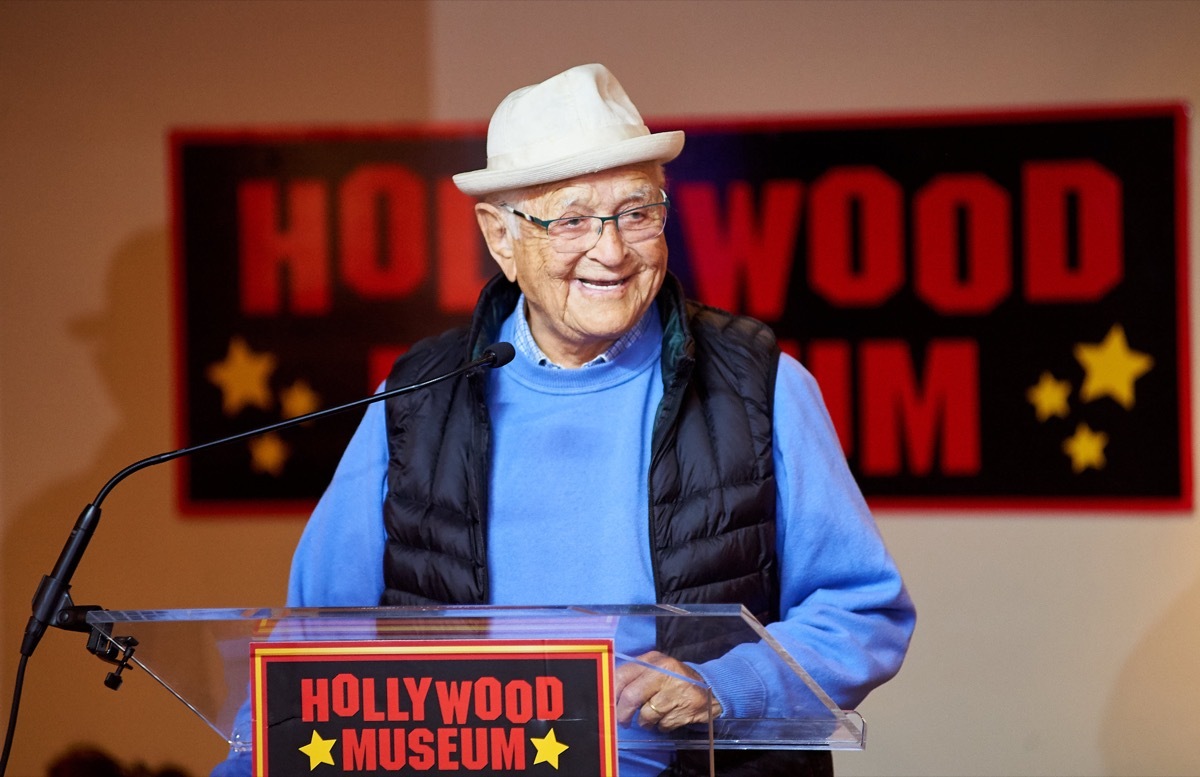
483, 342, 516, 368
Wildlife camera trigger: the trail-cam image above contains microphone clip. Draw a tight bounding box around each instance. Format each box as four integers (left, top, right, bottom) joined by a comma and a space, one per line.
47, 599, 140, 692
85, 622, 139, 692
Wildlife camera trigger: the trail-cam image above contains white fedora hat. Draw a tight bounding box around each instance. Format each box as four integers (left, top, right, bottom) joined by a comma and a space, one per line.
452, 63, 685, 197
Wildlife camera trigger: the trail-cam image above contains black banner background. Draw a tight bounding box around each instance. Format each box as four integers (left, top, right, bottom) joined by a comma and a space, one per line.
173, 105, 1190, 512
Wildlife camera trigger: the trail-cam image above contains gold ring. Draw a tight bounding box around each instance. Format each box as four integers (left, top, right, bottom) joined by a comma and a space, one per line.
647, 701, 662, 714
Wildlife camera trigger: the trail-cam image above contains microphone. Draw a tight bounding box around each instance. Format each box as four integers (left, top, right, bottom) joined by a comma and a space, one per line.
18, 342, 515, 659
483, 341, 515, 368
1, 346, 507, 775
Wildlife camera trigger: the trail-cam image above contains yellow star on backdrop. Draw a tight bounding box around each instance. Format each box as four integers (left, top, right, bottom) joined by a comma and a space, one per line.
1062, 423, 1108, 473
298, 729, 336, 769
1026, 372, 1072, 422
530, 727, 570, 769
1073, 324, 1153, 409
249, 432, 289, 476
207, 336, 277, 416
281, 379, 321, 419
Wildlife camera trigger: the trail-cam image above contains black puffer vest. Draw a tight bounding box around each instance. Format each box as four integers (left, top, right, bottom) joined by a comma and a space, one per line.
380, 273, 831, 777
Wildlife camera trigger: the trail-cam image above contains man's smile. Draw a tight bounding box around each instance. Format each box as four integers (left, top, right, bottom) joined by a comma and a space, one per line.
577, 276, 628, 291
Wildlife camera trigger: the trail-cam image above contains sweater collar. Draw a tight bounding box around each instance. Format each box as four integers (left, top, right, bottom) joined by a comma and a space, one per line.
469, 271, 695, 377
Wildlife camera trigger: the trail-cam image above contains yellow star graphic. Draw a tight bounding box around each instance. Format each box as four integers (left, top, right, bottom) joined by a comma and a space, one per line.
207, 336, 277, 416
281, 379, 321, 419
298, 729, 336, 770
1073, 324, 1153, 409
530, 727, 570, 769
1026, 371, 1072, 422
249, 432, 289, 476
1062, 423, 1108, 473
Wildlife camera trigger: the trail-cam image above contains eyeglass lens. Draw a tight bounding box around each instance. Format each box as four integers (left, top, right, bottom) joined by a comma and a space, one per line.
546, 204, 668, 252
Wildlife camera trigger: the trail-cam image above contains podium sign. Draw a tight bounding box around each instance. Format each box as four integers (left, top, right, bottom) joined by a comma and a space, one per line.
250, 639, 617, 775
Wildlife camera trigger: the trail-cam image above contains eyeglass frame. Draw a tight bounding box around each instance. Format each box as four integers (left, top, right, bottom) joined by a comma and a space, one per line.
501, 190, 671, 253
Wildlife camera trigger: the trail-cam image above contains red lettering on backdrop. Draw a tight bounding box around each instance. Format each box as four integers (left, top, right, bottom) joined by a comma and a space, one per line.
380, 728, 404, 770
860, 339, 980, 476
332, 672, 359, 717
437, 178, 490, 313
474, 677, 502, 721
437, 727, 459, 770
339, 164, 428, 299
237, 179, 331, 315
914, 174, 1012, 315
808, 167, 904, 307
504, 680, 533, 724
361, 677, 385, 722
368, 345, 406, 390
436, 680, 472, 725
676, 180, 801, 319
409, 728, 436, 769
461, 729, 489, 769
344, 728, 376, 770
1023, 160, 1123, 302
491, 728, 525, 770
404, 676, 432, 722
535, 676, 564, 720
301, 677, 329, 722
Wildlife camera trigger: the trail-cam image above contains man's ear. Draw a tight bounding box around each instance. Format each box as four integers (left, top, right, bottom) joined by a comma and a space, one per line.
475, 203, 518, 282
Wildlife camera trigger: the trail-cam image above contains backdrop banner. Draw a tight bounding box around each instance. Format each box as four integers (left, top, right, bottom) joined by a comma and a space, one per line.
172, 105, 1189, 513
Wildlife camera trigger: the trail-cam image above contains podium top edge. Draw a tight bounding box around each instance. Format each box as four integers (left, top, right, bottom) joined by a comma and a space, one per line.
86, 603, 755, 624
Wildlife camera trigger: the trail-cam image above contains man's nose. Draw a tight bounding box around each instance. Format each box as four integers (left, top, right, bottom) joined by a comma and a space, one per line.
588, 218, 626, 263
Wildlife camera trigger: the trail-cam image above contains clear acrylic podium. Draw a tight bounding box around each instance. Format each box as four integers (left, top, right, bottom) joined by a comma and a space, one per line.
86, 603, 863, 773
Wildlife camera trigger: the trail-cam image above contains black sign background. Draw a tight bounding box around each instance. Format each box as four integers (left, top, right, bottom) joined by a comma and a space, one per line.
173, 105, 1190, 512
254, 641, 612, 776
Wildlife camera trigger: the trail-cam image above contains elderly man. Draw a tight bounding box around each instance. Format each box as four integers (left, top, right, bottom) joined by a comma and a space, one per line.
283, 64, 914, 776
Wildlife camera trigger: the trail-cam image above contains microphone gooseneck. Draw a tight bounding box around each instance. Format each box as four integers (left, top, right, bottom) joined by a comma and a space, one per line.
16, 342, 516, 659
3, 343, 514, 776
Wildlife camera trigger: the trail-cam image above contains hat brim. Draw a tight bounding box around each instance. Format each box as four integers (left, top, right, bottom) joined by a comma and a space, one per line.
452, 130, 685, 197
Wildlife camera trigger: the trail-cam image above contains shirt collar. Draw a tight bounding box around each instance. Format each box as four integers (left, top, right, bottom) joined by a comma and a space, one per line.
512, 293, 653, 369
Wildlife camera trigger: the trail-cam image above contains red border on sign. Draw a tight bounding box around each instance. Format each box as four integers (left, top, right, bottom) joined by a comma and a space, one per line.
170, 102, 1191, 515
249, 638, 617, 777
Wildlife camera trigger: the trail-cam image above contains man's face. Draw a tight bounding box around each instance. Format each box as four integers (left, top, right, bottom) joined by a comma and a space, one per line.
486, 166, 669, 367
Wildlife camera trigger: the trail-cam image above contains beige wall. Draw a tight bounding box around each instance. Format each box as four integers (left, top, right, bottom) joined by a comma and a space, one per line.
2, 1, 1199, 775
0, 2, 430, 774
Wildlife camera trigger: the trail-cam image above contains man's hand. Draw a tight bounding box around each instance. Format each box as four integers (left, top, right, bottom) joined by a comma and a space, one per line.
613, 650, 723, 730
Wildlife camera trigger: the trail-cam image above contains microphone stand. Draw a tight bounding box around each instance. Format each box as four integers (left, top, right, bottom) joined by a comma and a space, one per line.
0, 342, 514, 774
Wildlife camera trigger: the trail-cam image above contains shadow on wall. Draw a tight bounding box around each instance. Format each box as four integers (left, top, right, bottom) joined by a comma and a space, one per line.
1, 228, 171, 634
1102, 571, 1200, 776
0, 229, 230, 773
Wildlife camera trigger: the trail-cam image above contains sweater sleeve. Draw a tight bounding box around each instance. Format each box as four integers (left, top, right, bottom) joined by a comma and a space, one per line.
286, 397, 390, 608
211, 401, 391, 777
693, 354, 915, 718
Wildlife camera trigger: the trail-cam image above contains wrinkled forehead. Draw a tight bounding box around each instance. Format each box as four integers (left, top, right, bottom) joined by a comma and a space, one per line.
521, 164, 664, 213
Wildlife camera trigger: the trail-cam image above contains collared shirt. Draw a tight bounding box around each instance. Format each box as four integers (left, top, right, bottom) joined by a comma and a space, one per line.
511, 293, 653, 368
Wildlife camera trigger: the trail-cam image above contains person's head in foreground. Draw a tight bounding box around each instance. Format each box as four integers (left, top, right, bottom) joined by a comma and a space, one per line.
453, 63, 684, 368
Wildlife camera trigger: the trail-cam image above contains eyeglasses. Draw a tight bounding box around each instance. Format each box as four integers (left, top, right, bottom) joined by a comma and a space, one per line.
503, 191, 670, 253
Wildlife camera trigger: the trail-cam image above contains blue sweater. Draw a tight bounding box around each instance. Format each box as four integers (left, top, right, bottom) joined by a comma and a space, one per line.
288, 305, 913, 704
215, 306, 914, 776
